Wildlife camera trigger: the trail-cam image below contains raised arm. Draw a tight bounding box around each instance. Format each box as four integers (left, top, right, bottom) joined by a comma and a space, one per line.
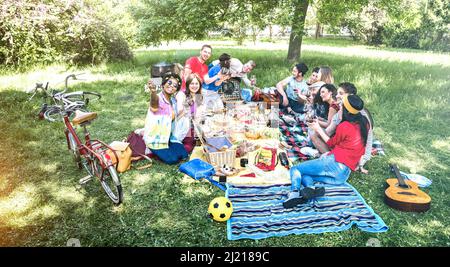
148, 80, 159, 113
204, 70, 222, 85
183, 59, 193, 82
175, 91, 186, 118
276, 77, 291, 107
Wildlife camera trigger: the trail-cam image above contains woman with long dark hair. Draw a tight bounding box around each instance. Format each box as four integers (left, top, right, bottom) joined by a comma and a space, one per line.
283, 94, 369, 208
316, 83, 339, 127
144, 72, 188, 164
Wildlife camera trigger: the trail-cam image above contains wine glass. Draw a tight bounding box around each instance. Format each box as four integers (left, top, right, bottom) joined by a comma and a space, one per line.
250, 75, 256, 86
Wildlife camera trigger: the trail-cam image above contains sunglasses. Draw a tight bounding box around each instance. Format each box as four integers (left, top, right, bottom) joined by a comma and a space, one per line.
166, 79, 179, 88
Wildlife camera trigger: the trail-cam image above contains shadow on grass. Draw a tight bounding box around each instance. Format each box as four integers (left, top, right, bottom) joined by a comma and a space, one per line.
1, 47, 449, 246
0, 89, 229, 246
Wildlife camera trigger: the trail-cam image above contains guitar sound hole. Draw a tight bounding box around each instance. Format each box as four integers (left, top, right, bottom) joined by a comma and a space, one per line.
397, 192, 417, 196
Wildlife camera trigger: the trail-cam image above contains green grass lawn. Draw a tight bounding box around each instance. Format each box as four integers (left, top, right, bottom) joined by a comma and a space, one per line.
0, 39, 449, 247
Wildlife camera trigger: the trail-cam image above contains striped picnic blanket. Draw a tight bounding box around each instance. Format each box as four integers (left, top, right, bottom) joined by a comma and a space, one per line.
226, 183, 388, 240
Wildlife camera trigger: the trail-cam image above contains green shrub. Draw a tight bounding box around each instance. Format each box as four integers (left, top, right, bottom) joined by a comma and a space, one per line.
0, 0, 133, 68
384, 26, 421, 49
383, 24, 450, 52
382, 0, 449, 52
66, 14, 133, 65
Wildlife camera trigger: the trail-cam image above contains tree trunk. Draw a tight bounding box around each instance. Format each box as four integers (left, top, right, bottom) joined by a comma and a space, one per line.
287, 0, 309, 62
315, 22, 321, 39
269, 25, 273, 40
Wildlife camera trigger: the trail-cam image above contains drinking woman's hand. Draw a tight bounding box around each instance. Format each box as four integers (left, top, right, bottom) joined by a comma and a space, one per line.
308, 119, 321, 132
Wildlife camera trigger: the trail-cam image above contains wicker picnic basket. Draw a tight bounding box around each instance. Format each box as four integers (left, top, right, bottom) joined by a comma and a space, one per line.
193, 122, 236, 169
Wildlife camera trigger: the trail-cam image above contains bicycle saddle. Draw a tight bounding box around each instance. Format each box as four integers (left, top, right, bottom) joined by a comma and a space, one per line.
72, 110, 97, 125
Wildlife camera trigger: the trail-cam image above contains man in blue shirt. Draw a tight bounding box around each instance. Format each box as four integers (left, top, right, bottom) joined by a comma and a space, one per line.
203, 53, 232, 111
209, 58, 257, 102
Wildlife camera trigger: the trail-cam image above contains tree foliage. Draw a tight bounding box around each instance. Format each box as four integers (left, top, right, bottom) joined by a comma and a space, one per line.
314, 0, 449, 51
383, 0, 449, 51
131, 0, 310, 60
315, 0, 400, 44
131, 0, 227, 45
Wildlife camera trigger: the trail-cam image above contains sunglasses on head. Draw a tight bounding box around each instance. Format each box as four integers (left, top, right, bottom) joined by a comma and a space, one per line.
166, 79, 179, 88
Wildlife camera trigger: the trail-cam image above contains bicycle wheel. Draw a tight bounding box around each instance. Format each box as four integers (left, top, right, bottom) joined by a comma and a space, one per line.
92, 156, 123, 205
67, 132, 82, 169
43, 106, 63, 122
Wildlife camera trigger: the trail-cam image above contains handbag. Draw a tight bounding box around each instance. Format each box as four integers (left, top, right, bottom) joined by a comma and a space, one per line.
126, 131, 147, 157
106, 141, 133, 173
125, 131, 153, 170
179, 159, 216, 180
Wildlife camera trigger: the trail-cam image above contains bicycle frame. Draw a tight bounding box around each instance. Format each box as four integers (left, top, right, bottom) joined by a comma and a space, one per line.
62, 114, 118, 178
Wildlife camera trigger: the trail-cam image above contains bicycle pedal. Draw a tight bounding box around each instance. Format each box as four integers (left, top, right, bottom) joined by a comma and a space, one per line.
79, 175, 93, 185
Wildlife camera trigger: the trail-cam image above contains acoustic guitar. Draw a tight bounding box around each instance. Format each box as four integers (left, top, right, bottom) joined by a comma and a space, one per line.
384, 164, 431, 212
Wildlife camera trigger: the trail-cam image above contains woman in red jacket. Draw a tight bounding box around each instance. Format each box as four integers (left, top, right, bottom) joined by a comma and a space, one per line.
283, 94, 369, 209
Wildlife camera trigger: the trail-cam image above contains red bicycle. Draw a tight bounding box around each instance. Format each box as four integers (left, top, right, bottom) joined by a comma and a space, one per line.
46, 92, 123, 204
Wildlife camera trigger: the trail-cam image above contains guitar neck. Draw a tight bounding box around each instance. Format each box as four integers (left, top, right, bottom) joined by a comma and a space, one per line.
390, 164, 408, 188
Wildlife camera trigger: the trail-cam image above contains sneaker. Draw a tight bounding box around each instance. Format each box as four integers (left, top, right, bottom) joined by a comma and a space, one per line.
300, 187, 326, 200
283, 191, 307, 209
300, 147, 320, 158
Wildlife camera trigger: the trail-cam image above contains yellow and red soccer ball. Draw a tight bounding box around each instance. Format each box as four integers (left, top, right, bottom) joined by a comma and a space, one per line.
208, 197, 233, 222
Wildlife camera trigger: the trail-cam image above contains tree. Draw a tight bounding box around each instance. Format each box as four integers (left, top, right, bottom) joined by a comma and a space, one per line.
315, 0, 403, 44
286, 0, 309, 61
132, 0, 312, 61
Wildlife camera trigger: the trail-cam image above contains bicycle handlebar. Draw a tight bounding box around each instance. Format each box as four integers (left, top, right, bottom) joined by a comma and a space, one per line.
64, 73, 85, 92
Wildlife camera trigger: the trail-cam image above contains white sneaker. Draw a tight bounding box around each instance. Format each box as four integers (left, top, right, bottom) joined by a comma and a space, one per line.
300, 147, 319, 158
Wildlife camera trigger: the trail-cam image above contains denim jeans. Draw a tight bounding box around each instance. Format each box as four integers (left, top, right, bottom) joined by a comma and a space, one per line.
150, 141, 188, 165
290, 154, 351, 190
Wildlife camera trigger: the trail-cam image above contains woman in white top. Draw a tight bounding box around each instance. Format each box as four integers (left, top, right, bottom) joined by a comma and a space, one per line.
174, 73, 204, 153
